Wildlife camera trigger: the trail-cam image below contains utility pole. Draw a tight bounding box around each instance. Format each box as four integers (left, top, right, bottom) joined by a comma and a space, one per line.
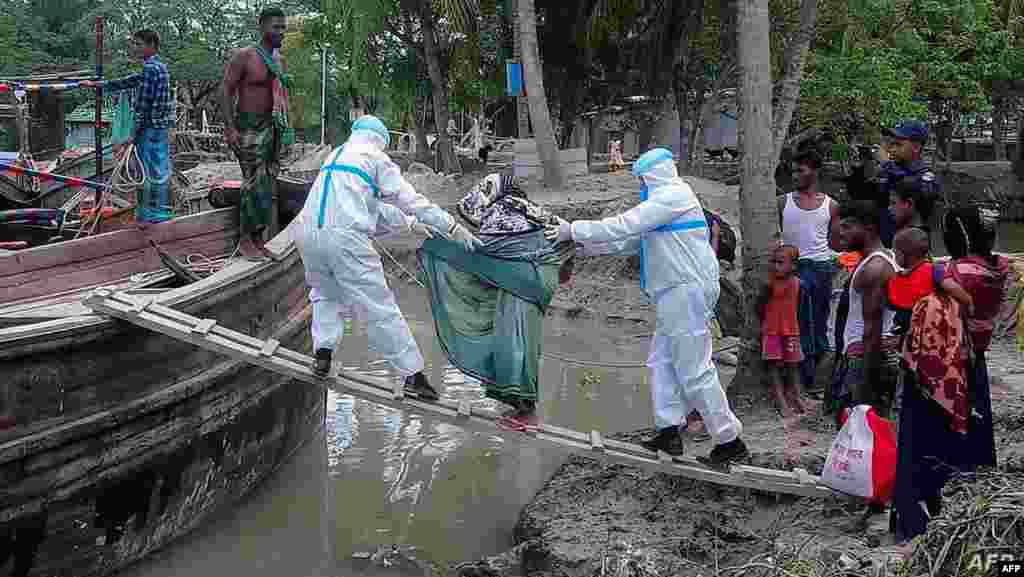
94, 16, 104, 206
513, 0, 530, 139
320, 45, 327, 145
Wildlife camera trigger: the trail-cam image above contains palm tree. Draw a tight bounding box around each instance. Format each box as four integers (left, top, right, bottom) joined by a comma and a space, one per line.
733, 0, 778, 390
518, 0, 564, 189
324, 0, 478, 173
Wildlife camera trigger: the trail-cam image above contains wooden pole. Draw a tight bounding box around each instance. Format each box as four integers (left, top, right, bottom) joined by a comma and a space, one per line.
320, 46, 327, 146
94, 16, 104, 207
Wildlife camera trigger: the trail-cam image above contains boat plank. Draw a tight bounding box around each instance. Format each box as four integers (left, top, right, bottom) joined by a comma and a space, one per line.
0, 209, 236, 277
1, 250, 163, 303
0, 228, 236, 305
83, 292, 839, 500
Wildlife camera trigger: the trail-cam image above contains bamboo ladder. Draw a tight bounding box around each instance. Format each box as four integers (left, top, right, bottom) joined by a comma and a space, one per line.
83, 288, 841, 500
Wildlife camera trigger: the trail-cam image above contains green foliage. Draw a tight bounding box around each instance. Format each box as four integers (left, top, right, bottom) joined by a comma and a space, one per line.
800, 46, 928, 141
801, 0, 1024, 142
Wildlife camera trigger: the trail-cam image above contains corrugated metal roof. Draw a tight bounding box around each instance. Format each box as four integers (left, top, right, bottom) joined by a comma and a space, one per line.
67, 100, 115, 124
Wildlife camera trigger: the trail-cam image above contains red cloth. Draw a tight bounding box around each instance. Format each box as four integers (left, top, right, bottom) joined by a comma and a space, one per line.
762, 335, 803, 363
888, 261, 937, 310
762, 276, 800, 336
945, 255, 1011, 352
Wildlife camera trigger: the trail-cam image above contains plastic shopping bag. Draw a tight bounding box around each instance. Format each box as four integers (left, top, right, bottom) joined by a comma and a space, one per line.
822, 404, 897, 504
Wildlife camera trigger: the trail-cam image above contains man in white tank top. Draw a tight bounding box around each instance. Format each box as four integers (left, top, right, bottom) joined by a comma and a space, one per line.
778, 149, 841, 393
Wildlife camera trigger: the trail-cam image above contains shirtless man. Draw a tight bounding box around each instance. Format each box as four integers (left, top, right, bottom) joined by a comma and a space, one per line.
836, 199, 899, 532
220, 6, 291, 260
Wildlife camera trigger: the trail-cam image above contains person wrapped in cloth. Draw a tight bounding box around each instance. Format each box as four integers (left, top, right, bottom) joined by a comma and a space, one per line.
418, 173, 574, 431
551, 148, 748, 466
295, 115, 483, 399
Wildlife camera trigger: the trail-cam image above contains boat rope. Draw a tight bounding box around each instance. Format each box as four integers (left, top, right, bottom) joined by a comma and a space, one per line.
374, 239, 427, 289
0, 161, 111, 190
71, 146, 144, 239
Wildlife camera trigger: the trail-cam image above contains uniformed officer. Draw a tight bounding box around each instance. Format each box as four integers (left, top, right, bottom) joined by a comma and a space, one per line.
877, 120, 941, 248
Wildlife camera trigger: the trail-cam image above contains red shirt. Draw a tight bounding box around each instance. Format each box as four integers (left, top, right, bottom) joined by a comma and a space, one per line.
762, 276, 800, 336
944, 255, 1011, 352
888, 261, 938, 310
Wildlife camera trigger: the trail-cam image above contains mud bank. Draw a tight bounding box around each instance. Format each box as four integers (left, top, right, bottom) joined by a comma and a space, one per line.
447, 336, 1024, 577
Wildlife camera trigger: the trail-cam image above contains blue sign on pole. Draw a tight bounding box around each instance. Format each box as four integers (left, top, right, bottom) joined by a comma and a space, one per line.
506, 61, 523, 97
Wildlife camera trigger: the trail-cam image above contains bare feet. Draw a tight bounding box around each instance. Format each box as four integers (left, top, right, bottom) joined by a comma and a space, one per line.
788, 390, 809, 414
238, 237, 268, 261
257, 242, 279, 261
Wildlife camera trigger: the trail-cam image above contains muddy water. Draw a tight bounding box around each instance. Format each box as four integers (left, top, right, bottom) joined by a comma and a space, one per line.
119, 283, 659, 577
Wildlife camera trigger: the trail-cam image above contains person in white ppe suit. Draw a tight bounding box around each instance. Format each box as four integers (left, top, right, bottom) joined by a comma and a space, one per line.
298, 115, 482, 399
551, 148, 748, 465
307, 202, 435, 375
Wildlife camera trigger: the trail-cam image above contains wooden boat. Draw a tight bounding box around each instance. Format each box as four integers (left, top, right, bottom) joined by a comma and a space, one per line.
0, 205, 323, 576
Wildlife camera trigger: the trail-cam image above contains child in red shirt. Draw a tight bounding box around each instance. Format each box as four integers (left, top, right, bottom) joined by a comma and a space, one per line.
889, 227, 972, 323
758, 245, 808, 417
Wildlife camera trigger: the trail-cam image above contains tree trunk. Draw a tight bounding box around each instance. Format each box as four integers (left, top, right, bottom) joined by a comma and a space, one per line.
993, 93, 1006, 161
1015, 115, 1024, 181
770, 0, 817, 166
653, 94, 681, 153
419, 1, 458, 173
677, 85, 692, 173
519, 0, 564, 189
412, 94, 430, 163
732, 0, 776, 391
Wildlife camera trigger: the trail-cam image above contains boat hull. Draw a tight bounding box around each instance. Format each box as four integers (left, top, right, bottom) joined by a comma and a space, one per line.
0, 220, 324, 577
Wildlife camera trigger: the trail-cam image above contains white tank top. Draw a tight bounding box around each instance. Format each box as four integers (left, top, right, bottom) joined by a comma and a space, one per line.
843, 250, 897, 353
782, 192, 834, 261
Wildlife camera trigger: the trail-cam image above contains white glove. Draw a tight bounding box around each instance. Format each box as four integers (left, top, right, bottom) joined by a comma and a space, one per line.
545, 217, 571, 243
409, 219, 435, 238
558, 218, 573, 243
450, 222, 484, 252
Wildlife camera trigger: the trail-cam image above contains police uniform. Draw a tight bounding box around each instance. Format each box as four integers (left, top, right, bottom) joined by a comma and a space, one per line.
878, 120, 941, 248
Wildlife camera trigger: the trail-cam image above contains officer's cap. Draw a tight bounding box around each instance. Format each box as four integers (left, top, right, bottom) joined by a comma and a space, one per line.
883, 120, 929, 144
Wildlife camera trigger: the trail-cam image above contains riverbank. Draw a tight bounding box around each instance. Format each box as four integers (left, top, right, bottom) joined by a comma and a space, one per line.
374, 169, 1024, 577
447, 336, 1024, 577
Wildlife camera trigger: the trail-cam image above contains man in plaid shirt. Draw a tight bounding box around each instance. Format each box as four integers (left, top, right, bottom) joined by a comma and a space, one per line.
83, 29, 176, 225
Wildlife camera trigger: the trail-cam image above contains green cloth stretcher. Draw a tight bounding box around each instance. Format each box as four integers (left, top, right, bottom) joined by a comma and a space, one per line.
417, 229, 570, 405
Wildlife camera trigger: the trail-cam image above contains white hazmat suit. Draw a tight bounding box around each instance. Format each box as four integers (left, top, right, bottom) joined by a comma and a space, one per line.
558, 148, 743, 449
308, 202, 420, 352
297, 115, 479, 379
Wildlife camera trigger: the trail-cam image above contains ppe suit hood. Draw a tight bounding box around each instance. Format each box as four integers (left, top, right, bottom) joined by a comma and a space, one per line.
347, 128, 387, 153
351, 115, 390, 148
633, 148, 682, 192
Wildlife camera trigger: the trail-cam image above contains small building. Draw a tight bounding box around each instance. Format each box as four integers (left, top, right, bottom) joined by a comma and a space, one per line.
65, 98, 114, 151
0, 66, 92, 160
569, 92, 739, 164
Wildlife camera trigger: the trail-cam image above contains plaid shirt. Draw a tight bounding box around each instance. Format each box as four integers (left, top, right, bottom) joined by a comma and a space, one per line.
105, 55, 175, 133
